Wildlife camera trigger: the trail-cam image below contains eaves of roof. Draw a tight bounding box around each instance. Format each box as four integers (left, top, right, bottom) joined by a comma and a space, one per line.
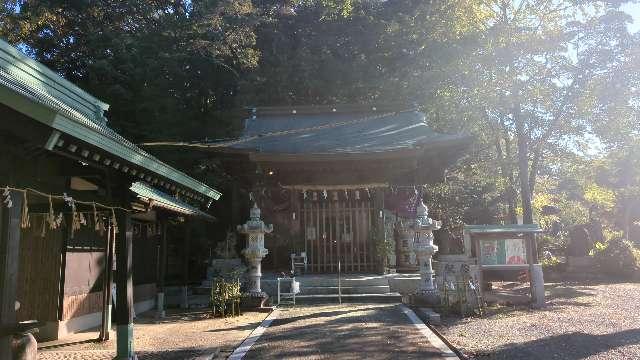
130, 182, 215, 220
464, 224, 544, 234
0, 39, 221, 201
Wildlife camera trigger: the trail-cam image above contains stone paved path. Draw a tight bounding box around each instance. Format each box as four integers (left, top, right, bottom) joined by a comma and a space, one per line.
38, 349, 205, 360
37, 309, 268, 360
241, 303, 457, 359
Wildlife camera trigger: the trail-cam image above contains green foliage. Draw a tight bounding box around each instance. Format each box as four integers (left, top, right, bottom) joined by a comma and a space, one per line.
541, 254, 562, 272
591, 238, 640, 277
1, 0, 258, 142
210, 277, 242, 317
584, 184, 617, 213
372, 225, 392, 262
1, 0, 639, 253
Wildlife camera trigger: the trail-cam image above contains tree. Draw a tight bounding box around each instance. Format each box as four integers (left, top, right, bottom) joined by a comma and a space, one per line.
459, 0, 639, 226
1, 0, 259, 141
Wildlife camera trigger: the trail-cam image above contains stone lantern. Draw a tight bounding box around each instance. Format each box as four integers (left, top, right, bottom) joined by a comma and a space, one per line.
238, 203, 273, 306
412, 200, 441, 302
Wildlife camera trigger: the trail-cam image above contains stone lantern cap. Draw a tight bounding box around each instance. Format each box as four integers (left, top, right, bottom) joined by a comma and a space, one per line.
414, 200, 441, 231
250, 202, 261, 220
237, 203, 274, 234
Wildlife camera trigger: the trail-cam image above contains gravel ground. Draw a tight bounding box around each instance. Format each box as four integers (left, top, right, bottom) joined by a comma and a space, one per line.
38, 309, 268, 360
243, 303, 452, 359
437, 280, 640, 360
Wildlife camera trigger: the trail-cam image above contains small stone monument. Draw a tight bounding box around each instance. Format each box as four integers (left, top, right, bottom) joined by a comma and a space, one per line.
238, 203, 273, 308
412, 200, 442, 305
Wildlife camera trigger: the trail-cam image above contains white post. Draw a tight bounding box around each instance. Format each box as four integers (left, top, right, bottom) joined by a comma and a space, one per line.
531, 264, 546, 308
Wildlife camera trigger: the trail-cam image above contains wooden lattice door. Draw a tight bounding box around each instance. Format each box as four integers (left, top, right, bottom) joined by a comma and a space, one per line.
302, 198, 375, 272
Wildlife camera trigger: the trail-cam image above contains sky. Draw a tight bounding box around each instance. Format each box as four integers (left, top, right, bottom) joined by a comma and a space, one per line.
622, 3, 640, 33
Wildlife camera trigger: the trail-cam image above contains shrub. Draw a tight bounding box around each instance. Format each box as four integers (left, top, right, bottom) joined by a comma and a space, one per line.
591, 238, 640, 277
541, 254, 562, 272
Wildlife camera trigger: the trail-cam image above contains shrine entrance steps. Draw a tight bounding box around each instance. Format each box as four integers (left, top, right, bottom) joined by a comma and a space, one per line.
292, 274, 403, 304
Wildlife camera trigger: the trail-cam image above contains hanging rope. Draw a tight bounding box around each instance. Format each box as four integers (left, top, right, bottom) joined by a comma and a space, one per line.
141, 110, 407, 148
1, 185, 129, 238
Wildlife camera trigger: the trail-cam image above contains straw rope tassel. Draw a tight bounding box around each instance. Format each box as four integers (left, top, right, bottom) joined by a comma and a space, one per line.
47, 195, 57, 230
93, 203, 100, 231
111, 209, 118, 234
71, 201, 81, 239
40, 214, 46, 238
20, 191, 30, 229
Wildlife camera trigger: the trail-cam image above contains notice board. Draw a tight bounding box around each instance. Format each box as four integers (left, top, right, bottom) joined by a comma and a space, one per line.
479, 238, 527, 265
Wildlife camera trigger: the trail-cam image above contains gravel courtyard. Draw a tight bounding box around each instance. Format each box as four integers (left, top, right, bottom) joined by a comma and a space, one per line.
437, 280, 640, 360
38, 309, 269, 360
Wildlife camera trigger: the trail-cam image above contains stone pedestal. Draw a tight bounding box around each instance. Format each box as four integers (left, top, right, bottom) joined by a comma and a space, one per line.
412, 200, 442, 306
241, 293, 271, 311
395, 219, 419, 272
238, 204, 273, 309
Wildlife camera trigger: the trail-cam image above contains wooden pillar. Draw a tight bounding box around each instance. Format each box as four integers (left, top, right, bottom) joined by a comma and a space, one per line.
0, 190, 22, 359
115, 209, 135, 360
530, 234, 539, 264
99, 223, 115, 341
373, 189, 385, 271
181, 221, 191, 309
157, 218, 168, 318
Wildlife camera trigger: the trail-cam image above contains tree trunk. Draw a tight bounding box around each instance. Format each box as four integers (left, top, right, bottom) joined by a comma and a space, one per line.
529, 147, 543, 196
496, 136, 518, 224
514, 103, 534, 225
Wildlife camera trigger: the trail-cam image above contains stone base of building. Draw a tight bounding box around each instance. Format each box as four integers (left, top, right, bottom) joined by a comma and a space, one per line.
395, 266, 419, 273
36, 297, 156, 342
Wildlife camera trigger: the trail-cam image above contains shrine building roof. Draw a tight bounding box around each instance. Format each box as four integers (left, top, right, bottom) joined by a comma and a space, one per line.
0, 38, 221, 202
164, 105, 471, 159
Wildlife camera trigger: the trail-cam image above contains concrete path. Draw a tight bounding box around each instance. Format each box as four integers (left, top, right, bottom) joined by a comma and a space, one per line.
238, 303, 457, 360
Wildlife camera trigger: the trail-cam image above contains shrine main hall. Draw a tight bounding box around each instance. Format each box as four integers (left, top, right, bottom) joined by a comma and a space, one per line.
155, 104, 471, 273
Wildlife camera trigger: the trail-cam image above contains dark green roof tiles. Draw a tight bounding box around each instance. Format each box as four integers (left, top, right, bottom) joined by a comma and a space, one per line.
0, 38, 221, 201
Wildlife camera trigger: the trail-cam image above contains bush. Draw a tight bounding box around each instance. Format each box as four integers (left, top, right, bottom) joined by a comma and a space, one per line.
541, 254, 563, 272
591, 238, 640, 277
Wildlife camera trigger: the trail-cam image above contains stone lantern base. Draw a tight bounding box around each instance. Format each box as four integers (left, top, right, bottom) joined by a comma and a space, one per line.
410, 290, 441, 307
241, 292, 271, 311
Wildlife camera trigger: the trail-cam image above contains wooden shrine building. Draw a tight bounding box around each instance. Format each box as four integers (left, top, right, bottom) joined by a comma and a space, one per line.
154, 105, 470, 273
0, 39, 221, 359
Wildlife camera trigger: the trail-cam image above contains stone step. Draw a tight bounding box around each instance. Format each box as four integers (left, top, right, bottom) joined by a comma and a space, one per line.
300, 285, 391, 295
292, 292, 402, 304
296, 276, 390, 287
192, 286, 212, 295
